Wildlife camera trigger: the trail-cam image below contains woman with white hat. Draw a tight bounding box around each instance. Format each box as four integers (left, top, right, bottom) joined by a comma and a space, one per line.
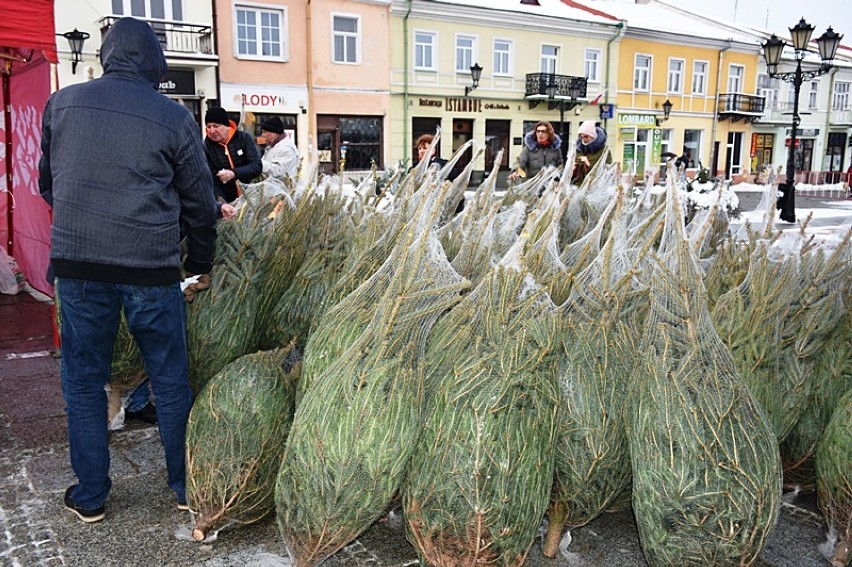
572, 120, 611, 186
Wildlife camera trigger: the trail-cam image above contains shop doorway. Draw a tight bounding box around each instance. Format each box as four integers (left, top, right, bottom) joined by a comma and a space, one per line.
412, 117, 441, 167
451, 119, 473, 179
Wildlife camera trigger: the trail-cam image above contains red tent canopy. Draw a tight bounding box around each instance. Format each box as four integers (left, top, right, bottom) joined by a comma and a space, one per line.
1, 0, 56, 296
0, 0, 58, 63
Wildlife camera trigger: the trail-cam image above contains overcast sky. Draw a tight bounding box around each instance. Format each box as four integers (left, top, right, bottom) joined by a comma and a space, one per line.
671, 0, 850, 45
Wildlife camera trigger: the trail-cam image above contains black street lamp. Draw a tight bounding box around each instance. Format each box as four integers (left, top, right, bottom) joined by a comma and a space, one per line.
58, 28, 90, 75
464, 63, 483, 96
761, 18, 843, 222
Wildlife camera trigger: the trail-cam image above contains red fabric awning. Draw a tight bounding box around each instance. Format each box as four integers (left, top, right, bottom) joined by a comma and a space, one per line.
0, 0, 58, 63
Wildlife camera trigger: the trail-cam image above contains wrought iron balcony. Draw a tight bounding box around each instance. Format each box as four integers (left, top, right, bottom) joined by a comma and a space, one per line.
98, 16, 214, 57
717, 93, 766, 123
525, 73, 588, 110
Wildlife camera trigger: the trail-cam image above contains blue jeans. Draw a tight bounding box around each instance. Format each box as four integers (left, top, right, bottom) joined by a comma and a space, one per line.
58, 278, 192, 509
126, 380, 152, 412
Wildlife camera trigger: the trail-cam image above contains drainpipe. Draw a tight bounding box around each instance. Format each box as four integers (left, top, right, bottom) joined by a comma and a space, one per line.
603, 21, 625, 132
307, 0, 315, 151
709, 38, 733, 176
211, 0, 220, 109
403, 0, 412, 165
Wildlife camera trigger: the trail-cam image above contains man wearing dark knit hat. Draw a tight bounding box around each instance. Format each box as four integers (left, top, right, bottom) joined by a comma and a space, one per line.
260, 116, 299, 181
203, 107, 262, 202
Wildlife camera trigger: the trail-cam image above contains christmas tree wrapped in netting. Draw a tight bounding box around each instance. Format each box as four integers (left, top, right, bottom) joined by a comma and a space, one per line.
626, 177, 781, 566
275, 180, 471, 567
814, 388, 852, 567
543, 190, 649, 556
186, 345, 300, 541
297, 174, 442, 400
711, 242, 801, 441
781, 300, 852, 486
757, 229, 852, 445
402, 228, 559, 567
186, 193, 282, 394
266, 189, 355, 350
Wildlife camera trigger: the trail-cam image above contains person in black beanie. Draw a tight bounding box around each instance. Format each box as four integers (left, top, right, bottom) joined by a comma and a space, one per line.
260, 116, 299, 180
203, 107, 262, 202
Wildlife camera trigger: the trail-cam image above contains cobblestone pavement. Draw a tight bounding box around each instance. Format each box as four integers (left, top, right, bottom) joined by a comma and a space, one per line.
1, 192, 848, 566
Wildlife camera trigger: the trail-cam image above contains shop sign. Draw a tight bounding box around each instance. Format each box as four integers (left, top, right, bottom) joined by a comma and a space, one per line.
785, 128, 819, 137
651, 128, 662, 164
158, 69, 195, 96
617, 113, 656, 128
750, 133, 758, 157
220, 84, 303, 111
484, 103, 510, 110
419, 98, 442, 108
446, 98, 482, 112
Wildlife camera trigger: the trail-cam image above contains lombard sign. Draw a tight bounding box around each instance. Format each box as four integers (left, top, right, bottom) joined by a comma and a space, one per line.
617, 113, 656, 128
220, 84, 302, 112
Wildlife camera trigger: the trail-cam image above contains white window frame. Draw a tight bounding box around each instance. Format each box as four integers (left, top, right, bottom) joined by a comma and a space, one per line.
727, 64, 744, 93
541, 44, 558, 74
455, 34, 477, 73
112, 0, 182, 20
584, 48, 601, 83
413, 29, 437, 71
634, 54, 651, 92
493, 38, 513, 77
331, 12, 360, 64
834, 81, 850, 110
234, 3, 288, 62
807, 80, 819, 110
757, 73, 781, 112
667, 58, 685, 94
692, 60, 708, 95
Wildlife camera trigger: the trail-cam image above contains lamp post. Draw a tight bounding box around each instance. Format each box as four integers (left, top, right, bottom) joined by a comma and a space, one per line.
464, 63, 483, 96
761, 18, 843, 222
657, 99, 672, 126
58, 28, 90, 75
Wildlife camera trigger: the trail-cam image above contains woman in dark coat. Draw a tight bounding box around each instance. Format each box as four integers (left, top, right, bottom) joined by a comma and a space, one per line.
509, 120, 563, 181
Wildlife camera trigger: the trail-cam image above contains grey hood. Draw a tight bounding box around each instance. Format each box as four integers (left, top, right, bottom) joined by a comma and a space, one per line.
100, 17, 167, 88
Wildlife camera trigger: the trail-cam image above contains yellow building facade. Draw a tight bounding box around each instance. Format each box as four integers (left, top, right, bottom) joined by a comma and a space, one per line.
389, 0, 621, 183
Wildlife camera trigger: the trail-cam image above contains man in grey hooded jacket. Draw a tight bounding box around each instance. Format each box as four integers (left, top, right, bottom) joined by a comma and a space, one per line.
38, 17, 218, 522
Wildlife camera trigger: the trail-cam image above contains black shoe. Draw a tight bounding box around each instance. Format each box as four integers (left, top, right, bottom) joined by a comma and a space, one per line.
125, 403, 158, 424
64, 485, 105, 523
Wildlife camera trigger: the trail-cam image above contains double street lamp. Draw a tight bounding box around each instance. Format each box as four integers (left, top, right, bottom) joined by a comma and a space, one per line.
761, 18, 843, 222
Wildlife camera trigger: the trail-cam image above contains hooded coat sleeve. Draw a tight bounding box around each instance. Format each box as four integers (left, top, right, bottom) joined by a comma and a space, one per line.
173, 113, 218, 275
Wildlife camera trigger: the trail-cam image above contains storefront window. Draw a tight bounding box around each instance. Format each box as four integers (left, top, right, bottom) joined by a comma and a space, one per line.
683, 129, 702, 169
485, 120, 510, 170
317, 115, 383, 174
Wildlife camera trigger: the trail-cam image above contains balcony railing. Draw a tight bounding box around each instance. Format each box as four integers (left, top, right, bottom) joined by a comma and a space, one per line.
524, 73, 588, 100
98, 16, 214, 56
717, 93, 765, 122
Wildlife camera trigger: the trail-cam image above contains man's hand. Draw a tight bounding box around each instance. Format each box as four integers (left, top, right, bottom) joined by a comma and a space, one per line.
220, 203, 237, 220
183, 273, 211, 303
216, 169, 236, 183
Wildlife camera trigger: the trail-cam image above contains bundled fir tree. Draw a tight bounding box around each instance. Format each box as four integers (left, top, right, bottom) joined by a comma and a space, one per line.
626, 178, 781, 566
